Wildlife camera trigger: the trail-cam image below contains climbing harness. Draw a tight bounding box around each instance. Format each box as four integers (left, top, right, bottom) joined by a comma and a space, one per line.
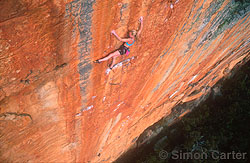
118, 45, 130, 55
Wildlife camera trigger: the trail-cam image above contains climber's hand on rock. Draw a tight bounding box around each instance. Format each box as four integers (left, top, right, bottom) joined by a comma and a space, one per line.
111, 30, 116, 35
139, 16, 143, 23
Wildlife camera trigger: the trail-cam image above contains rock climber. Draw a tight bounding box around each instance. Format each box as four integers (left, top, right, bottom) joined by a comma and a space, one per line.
94, 16, 143, 69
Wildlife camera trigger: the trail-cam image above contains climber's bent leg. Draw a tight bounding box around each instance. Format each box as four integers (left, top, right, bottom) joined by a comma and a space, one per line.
110, 56, 117, 69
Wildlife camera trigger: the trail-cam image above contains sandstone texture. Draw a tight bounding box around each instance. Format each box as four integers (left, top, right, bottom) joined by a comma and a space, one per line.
0, 0, 249, 162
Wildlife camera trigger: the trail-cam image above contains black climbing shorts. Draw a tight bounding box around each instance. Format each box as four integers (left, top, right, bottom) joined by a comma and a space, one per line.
118, 45, 130, 55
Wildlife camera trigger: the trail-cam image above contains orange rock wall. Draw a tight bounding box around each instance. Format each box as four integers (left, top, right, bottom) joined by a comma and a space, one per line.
0, 0, 250, 162
0, 0, 82, 162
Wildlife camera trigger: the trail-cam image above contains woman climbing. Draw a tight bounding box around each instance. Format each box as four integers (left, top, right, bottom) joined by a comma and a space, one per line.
94, 16, 143, 69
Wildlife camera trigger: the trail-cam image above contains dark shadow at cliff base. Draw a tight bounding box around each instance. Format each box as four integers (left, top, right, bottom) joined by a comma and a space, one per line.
115, 59, 250, 163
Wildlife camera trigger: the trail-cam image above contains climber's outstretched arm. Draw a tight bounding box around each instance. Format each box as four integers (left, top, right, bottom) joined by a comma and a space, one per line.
137, 16, 143, 37
111, 30, 131, 42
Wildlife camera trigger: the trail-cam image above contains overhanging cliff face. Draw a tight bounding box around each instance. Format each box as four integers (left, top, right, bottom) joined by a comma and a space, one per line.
0, 0, 249, 162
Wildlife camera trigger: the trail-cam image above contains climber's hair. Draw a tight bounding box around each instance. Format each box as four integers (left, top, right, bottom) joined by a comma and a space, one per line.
129, 30, 137, 39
